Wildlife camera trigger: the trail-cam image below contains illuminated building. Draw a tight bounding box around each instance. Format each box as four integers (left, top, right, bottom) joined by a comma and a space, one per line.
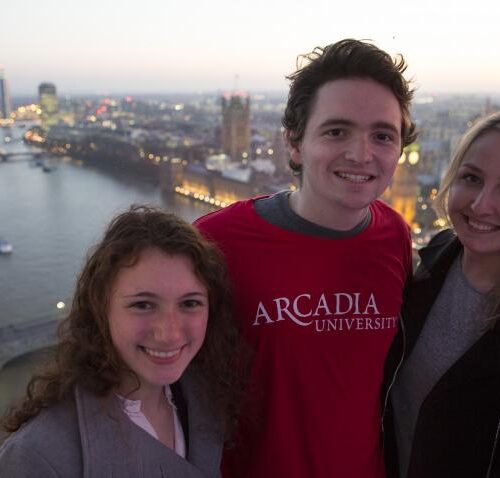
0, 66, 10, 121
161, 155, 274, 207
38, 82, 59, 131
388, 143, 420, 225
221, 92, 250, 161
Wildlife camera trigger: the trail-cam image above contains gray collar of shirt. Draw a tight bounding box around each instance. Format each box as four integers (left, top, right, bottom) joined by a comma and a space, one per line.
253, 190, 371, 238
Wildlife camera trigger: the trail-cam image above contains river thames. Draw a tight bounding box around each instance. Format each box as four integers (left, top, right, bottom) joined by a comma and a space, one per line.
0, 124, 214, 415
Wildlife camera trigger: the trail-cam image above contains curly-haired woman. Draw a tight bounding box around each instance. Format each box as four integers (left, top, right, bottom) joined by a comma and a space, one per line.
0, 205, 244, 478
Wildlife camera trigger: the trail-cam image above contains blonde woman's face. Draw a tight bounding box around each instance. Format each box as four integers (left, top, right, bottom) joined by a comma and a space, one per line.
448, 131, 500, 258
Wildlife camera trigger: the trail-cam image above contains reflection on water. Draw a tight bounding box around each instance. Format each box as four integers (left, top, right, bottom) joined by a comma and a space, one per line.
0, 126, 214, 328
0, 124, 215, 422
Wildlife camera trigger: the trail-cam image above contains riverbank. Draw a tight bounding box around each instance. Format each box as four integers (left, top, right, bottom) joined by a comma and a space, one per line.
0, 348, 53, 443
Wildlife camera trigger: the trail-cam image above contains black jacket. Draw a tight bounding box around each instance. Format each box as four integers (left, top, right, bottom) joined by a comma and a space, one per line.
383, 229, 500, 478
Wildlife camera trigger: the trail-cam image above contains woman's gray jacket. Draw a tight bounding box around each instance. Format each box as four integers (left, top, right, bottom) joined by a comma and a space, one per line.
0, 372, 223, 477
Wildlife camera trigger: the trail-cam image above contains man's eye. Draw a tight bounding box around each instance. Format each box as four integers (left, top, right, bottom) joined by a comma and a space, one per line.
375, 133, 393, 142
326, 128, 343, 137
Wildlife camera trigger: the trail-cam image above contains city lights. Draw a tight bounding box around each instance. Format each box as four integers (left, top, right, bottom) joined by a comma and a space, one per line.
408, 151, 420, 165
174, 185, 231, 209
2, 70, 494, 251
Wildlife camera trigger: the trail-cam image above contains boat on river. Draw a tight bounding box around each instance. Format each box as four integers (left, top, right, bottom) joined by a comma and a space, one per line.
41, 158, 57, 172
0, 238, 13, 254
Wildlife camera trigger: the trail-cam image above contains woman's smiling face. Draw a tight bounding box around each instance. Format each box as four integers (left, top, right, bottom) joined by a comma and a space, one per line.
448, 130, 500, 259
108, 248, 209, 397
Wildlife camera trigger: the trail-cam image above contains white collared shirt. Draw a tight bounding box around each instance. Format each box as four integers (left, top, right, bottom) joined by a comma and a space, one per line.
117, 385, 186, 457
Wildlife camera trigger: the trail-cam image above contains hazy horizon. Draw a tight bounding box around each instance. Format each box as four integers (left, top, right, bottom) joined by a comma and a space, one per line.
2, 0, 500, 97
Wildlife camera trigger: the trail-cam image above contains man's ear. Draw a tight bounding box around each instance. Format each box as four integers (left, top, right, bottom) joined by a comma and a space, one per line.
283, 130, 301, 165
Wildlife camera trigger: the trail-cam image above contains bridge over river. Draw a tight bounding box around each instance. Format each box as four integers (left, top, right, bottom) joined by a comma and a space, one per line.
0, 318, 60, 369
0, 150, 48, 162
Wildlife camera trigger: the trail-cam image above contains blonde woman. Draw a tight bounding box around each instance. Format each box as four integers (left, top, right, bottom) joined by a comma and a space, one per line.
385, 112, 500, 478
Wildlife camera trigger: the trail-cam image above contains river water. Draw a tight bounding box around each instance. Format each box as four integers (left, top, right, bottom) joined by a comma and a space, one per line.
0, 124, 214, 416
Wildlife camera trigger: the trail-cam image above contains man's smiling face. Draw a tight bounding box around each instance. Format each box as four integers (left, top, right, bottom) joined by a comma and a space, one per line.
287, 77, 402, 230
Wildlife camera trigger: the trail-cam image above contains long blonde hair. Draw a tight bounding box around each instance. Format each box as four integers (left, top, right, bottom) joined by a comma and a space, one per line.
434, 112, 500, 221
434, 111, 500, 323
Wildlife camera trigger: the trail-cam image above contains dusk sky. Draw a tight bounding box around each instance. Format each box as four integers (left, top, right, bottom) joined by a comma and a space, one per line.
2, 0, 499, 97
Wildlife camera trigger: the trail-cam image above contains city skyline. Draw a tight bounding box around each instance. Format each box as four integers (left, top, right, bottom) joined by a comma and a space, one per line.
2, 0, 500, 96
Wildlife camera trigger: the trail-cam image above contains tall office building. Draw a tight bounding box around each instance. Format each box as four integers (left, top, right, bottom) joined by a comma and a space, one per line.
0, 66, 11, 120
38, 82, 59, 130
221, 92, 250, 160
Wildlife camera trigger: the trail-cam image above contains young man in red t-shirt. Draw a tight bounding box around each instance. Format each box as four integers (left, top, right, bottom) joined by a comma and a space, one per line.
195, 39, 416, 478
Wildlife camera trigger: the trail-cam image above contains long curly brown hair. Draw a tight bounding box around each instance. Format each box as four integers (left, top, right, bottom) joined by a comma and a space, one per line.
2, 205, 246, 437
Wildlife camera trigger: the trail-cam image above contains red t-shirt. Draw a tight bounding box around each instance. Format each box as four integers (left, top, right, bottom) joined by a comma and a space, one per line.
195, 198, 411, 478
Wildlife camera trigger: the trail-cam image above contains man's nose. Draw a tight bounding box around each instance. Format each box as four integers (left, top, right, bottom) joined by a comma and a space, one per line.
346, 136, 372, 163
